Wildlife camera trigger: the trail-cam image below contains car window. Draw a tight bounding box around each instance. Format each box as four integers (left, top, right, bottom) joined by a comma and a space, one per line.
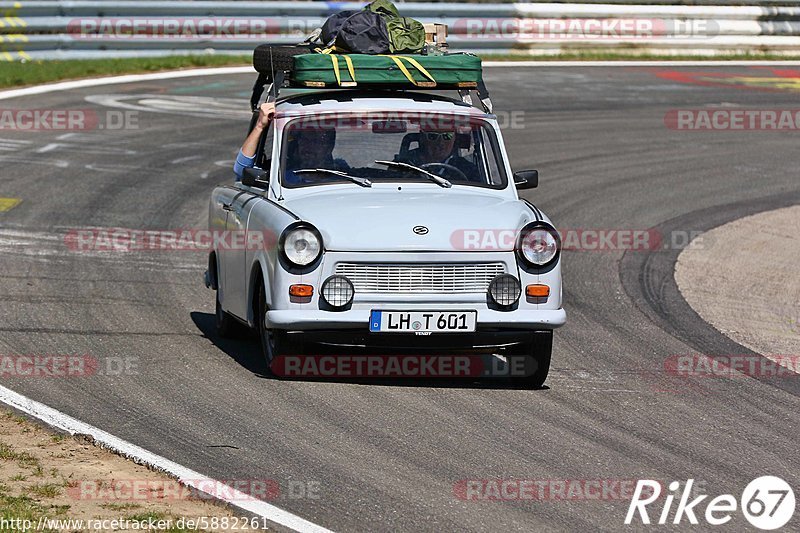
279, 113, 508, 189
256, 121, 274, 170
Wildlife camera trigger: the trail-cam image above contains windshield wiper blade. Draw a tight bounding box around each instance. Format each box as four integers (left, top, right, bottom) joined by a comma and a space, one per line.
374, 160, 452, 188
294, 168, 372, 187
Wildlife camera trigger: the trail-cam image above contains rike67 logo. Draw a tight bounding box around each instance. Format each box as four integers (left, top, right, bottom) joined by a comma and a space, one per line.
626, 477, 795, 530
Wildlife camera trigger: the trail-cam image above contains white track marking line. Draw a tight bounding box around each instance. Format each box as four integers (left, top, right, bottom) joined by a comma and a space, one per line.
0, 384, 333, 533
0, 67, 255, 101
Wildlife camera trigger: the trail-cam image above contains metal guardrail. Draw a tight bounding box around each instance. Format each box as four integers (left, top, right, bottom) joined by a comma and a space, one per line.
2, 1, 800, 60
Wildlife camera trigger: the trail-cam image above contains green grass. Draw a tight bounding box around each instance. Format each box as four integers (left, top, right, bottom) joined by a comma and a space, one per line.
0, 55, 250, 89
2, 412, 28, 426
2, 51, 798, 91
0, 442, 40, 469
100, 502, 141, 511
27, 483, 63, 499
0, 494, 64, 532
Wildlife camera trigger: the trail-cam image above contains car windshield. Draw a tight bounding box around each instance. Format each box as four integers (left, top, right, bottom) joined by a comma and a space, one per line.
279, 112, 508, 189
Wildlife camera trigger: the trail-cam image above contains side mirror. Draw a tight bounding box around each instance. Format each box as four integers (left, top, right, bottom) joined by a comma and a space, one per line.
241, 167, 269, 188
513, 169, 538, 190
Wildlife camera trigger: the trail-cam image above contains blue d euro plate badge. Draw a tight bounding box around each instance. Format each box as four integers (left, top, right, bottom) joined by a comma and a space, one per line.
369, 310, 382, 332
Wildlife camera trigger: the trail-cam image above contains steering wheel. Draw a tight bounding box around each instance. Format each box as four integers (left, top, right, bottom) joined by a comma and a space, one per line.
420, 162, 468, 182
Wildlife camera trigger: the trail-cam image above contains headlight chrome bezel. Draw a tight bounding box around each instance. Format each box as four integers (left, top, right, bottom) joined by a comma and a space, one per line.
279, 222, 323, 268
516, 222, 561, 269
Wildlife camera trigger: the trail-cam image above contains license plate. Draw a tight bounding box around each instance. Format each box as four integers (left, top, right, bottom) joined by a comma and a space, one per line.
369, 310, 477, 333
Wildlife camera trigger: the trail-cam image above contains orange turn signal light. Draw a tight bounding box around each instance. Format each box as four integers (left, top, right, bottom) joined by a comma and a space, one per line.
289, 284, 314, 297
526, 284, 550, 298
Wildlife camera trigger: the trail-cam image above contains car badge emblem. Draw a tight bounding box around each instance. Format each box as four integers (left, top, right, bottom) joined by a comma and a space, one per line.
413, 226, 429, 235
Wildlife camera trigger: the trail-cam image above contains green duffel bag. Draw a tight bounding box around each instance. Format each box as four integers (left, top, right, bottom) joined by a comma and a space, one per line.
365, 0, 425, 54
365, 0, 400, 18
290, 53, 482, 89
386, 17, 426, 54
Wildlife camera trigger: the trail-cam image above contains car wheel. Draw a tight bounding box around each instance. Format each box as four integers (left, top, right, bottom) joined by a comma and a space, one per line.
256, 282, 284, 374
215, 290, 238, 338
507, 331, 553, 389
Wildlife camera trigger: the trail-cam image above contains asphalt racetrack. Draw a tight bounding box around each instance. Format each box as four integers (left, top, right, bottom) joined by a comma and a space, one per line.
1, 65, 799, 531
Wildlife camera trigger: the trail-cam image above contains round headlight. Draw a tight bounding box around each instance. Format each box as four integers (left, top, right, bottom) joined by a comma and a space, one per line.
321, 275, 354, 309
281, 224, 322, 267
518, 225, 559, 267
488, 275, 521, 307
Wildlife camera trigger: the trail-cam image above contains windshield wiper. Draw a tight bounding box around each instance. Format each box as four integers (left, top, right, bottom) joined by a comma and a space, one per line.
374, 160, 452, 188
294, 168, 372, 188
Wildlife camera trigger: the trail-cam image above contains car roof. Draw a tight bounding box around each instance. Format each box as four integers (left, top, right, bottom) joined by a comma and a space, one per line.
274, 90, 487, 116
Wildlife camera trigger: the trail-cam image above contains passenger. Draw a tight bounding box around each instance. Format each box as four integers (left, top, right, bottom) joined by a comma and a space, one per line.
283, 127, 350, 186
233, 102, 275, 181
233, 102, 349, 186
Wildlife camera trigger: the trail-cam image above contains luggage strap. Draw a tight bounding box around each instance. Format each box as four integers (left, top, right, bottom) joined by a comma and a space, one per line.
314, 49, 437, 88
379, 55, 437, 87
317, 47, 357, 87
331, 54, 357, 87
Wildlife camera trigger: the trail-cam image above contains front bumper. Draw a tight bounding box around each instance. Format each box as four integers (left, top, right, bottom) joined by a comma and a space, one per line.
266, 308, 566, 330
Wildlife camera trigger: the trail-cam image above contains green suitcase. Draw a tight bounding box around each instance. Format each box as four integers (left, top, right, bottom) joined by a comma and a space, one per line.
290, 53, 482, 89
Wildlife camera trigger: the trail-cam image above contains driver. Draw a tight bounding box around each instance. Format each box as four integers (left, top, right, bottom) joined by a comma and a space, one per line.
397, 128, 479, 182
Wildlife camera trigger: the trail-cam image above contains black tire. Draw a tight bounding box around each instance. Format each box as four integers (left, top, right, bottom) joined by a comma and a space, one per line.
215, 291, 238, 338
507, 331, 553, 389
256, 282, 286, 375
253, 44, 313, 75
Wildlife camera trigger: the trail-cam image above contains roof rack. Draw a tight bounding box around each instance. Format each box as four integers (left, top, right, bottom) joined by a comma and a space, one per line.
251, 71, 491, 112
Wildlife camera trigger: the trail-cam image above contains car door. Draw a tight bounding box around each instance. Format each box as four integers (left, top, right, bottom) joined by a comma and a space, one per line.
222, 189, 263, 320
222, 121, 275, 320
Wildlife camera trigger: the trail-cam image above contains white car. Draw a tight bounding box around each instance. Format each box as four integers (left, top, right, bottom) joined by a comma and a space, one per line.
206, 90, 565, 388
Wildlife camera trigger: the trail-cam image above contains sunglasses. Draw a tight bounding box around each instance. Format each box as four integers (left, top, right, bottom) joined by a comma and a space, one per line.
423, 132, 454, 141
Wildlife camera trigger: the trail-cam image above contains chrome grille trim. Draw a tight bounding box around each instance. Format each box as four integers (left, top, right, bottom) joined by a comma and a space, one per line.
334, 262, 506, 294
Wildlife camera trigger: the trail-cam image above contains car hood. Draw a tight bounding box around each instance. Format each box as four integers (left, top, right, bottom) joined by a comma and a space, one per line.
282, 188, 536, 252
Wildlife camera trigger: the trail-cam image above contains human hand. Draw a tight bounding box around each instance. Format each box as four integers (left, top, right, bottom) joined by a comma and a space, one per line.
255, 102, 276, 130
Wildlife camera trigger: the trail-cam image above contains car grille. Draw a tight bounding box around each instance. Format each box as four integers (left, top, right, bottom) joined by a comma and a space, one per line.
334, 262, 506, 294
